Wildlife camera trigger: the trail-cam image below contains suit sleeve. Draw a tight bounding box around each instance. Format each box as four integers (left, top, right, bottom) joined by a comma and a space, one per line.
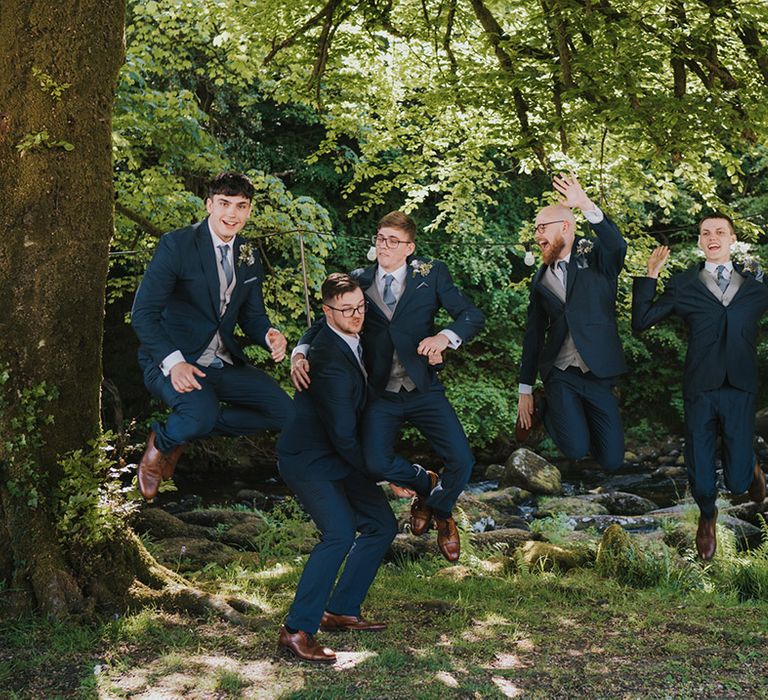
237, 255, 272, 350
631, 276, 676, 332
435, 261, 485, 342
131, 234, 183, 366
297, 317, 327, 348
518, 283, 546, 386
590, 216, 627, 277
308, 360, 365, 471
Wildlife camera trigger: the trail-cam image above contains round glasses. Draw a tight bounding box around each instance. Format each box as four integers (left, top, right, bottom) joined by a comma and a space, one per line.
534, 220, 565, 235
325, 300, 368, 318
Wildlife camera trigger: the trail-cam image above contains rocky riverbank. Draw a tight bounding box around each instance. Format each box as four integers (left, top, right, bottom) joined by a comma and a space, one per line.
133, 439, 768, 573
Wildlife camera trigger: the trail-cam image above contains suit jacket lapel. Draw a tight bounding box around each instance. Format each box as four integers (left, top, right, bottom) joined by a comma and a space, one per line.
196, 219, 221, 319
534, 265, 565, 305
565, 256, 578, 298
365, 276, 393, 320
392, 268, 417, 319
330, 329, 367, 381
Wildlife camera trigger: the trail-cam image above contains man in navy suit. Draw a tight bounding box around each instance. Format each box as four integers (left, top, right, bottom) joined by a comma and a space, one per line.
291, 211, 485, 562
633, 214, 768, 560
132, 172, 293, 499
517, 173, 627, 472
277, 273, 400, 664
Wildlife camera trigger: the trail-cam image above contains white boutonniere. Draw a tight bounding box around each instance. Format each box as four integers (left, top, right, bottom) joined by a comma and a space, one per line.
410, 259, 433, 277
238, 241, 256, 267
574, 238, 593, 269
731, 242, 764, 281
576, 239, 593, 256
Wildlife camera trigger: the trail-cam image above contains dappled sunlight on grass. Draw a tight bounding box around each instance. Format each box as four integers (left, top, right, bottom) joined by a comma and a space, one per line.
461, 613, 516, 642
332, 650, 377, 670
434, 670, 460, 687
492, 676, 525, 697
252, 561, 299, 579
99, 652, 302, 698
486, 652, 527, 669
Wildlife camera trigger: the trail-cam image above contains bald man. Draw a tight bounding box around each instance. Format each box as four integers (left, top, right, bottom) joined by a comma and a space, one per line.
516, 174, 627, 472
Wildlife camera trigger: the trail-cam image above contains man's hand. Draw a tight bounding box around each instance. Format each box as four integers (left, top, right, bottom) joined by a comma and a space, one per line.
170, 362, 206, 393
389, 483, 417, 498
290, 353, 311, 391
647, 245, 670, 279
266, 329, 287, 362
417, 334, 450, 360
553, 172, 595, 212
517, 393, 534, 430
427, 350, 444, 366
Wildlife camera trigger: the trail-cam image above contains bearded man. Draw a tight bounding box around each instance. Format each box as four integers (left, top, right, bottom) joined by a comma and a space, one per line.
516, 174, 627, 472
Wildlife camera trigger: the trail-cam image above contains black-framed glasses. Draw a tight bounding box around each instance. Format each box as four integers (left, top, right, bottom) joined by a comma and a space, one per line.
325, 300, 368, 317
534, 220, 565, 235
372, 234, 412, 249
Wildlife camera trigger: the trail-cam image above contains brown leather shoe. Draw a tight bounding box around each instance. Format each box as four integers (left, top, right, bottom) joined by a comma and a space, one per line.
515, 388, 545, 443
137, 431, 185, 500
410, 470, 439, 535
695, 509, 717, 562
319, 612, 387, 632
747, 461, 766, 503
161, 442, 186, 481
277, 626, 336, 664
435, 516, 460, 562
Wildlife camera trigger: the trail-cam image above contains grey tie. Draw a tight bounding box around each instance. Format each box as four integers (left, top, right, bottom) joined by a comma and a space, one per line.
356, 343, 364, 365
716, 264, 729, 293
219, 245, 233, 287
383, 273, 397, 311
557, 260, 568, 289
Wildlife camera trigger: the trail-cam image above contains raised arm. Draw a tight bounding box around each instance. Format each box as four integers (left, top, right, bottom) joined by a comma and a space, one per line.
632, 246, 676, 332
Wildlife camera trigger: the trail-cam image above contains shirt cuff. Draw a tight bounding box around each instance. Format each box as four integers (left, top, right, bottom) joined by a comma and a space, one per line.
292, 343, 310, 359
582, 205, 604, 224
161, 351, 185, 377
439, 329, 462, 349
519, 383, 533, 395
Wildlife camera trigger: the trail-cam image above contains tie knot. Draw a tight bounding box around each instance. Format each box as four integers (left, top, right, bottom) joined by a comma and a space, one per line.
557, 260, 567, 273
384, 273, 394, 283
716, 264, 725, 275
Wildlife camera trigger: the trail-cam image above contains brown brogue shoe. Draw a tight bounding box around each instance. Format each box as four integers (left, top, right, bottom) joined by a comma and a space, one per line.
435, 516, 460, 562
137, 431, 166, 500
748, 461, 766, 504
695, 509, 717, 562
161, 443, 187, 481
515, 388, 545, 444
319, 612, 387, 632
410, 470, 439, 535
277, 626, 336, 664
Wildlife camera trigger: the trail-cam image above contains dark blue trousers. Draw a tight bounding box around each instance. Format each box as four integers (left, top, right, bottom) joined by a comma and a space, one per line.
281, 469, 397, 634
684, 386, 756, 519
543, 367, 624, 472
362, 382, 474, 519
144, 362, 293, 453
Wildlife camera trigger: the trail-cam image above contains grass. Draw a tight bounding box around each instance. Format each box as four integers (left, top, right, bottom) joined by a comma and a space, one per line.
2, 549, 768, 699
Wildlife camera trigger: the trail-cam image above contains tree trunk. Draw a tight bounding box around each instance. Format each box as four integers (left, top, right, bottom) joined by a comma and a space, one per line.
0, 0, 126, 616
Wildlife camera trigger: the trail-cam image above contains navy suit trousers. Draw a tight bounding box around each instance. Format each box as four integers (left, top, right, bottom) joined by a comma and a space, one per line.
282, 470, 397, 634
543, 367, 624, 472
684, 386, 756, 519
144, 362, 293, 453
362, 383, 474, 519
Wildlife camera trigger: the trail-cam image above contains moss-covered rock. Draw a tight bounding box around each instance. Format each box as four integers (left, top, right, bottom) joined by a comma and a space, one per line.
536, 497, 609, 517
502, 449, 562, 495
517, 541, 592, 571
151, 537, 259, 573
131, 507, 209, 540
595, 524, 637, 579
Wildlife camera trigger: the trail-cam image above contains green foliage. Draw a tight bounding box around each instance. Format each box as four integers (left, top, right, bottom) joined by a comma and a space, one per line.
529, 513, 576, 545
16, 130, 74, 154
0, 366, 57, 509
31, 67, 71, 100
245, 497, 312, 560
54, 433, 141, 547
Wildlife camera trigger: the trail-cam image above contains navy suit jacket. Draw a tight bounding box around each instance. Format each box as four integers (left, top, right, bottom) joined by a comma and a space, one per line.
632, 263, 768, 397
519, 216, 627, 384
132, 218, 272, 372
277, 324, 367, 481
300, 259, 485, 397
